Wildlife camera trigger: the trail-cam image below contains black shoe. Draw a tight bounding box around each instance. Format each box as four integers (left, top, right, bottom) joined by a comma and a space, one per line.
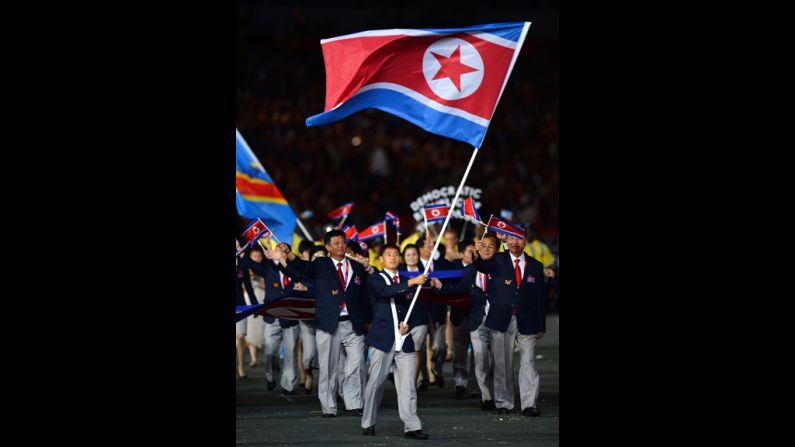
362, 426, 375, 436
281, 389, 295, 396
405, 430, 429, 440
304, 387, 312, 395
522, 407, 541, 417
388, 373, 394, 383
455, 386, 465, 400
322, 413, 336, 418
346, 408, 363, 416
481, 400, 496, 411
436, 375, 445, 388
496, 408, 510, 415
267, 380, 276, 391
417, 382, 428, 392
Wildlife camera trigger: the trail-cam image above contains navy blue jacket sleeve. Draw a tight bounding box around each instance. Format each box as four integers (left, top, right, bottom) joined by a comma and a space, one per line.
473, 255, 499, 275
368, 273, 413, 303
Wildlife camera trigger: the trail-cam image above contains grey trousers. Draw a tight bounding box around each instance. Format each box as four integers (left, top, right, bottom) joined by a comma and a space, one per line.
490, 316, 518, 410
316, 320, 365, 415
452, 318, 470, 387
361, 344, 422, 432
263, 321, 298, 392
470, 317, 494, 402
298, 320, 318, 370
430, 323, 447, 379
410, 324, 429, 385
517, 333, 540, 409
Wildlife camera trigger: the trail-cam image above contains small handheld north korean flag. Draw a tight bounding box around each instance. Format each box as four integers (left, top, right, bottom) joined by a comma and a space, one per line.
460, 197, 482, 224
486, 216, 526, 239
243, 218, 272, 243
384, 211, 398, 222
343, 225, 359, 242
358, 222, 386, 241
237, 218, 273, 255
423, 203, 449, 223
328, 202, 354, 221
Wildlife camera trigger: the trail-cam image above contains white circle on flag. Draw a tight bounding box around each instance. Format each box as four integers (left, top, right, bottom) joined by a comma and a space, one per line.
497, 221, 506, 229
431, 209, 440, 217
422, 38, 484, 101
252, 227, 260, 234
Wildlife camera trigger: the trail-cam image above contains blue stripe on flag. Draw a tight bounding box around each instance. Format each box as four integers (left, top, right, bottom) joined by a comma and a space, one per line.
420, 22, 526, 43
306, 88, 487, 148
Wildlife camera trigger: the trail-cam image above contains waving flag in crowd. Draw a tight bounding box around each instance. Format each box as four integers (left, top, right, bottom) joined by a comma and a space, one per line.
358, 222, 386, 241
423, 203, 449, 223
486, 215, 526, 239
460, 196, 483, 224
343, 225, 359, 242
328, 202, 354, 221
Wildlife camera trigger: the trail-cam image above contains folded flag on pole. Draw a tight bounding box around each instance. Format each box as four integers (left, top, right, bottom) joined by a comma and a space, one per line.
236, 130, 297, 242
259, 293, 316, 321
236, 303, 268, 322
236, 287, 317, 322
358, 222, 386, 241
343, 225, 359, 242
486, 215, 526, 239
423, 203, 449, 223
461, 196, 482, 223
328, 202, 354, 221
306, 22, 531, 148
384, 211, 398, 222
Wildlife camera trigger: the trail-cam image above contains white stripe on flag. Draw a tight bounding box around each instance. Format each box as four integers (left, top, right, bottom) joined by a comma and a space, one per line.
344, 82, 491, 127
321, 28, 519, 50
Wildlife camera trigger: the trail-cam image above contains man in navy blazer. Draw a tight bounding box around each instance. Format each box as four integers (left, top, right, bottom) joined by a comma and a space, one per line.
268, 230, 372, 417
431, 234, 498, 410
473, 226, 546, 417
444, 239, 481, 400
361, 244, 429, 440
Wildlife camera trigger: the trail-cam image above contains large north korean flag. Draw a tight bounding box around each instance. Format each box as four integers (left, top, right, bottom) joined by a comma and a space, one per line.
306, 22, 531, 148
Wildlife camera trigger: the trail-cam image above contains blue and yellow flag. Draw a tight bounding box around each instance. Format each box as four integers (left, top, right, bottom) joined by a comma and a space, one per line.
236, 129, 297, 242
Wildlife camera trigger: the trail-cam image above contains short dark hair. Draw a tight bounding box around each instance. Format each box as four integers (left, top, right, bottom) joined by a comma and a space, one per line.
402, 243, 419, 256
323, 229, 346, 245
309, 246, 327, 257
298, 240, 315, 254
417, 234, 444, 257
347, 240, 364, 256
417, 233, 431, 248
481, 233, 499, 245
380, 243, 400, 256
458, 239, 475, 253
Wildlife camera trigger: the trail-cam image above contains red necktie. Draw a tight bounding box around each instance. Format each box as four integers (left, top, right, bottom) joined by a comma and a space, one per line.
513, 259, 521, 315
393, 275, 399, 284
514, 259, 522, 288
282, 273, 290, 289
337, 261, 347, 310
481, 273, 487, 292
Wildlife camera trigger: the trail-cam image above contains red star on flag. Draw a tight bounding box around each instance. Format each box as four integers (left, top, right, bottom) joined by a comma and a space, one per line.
431, 45, 479, 92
